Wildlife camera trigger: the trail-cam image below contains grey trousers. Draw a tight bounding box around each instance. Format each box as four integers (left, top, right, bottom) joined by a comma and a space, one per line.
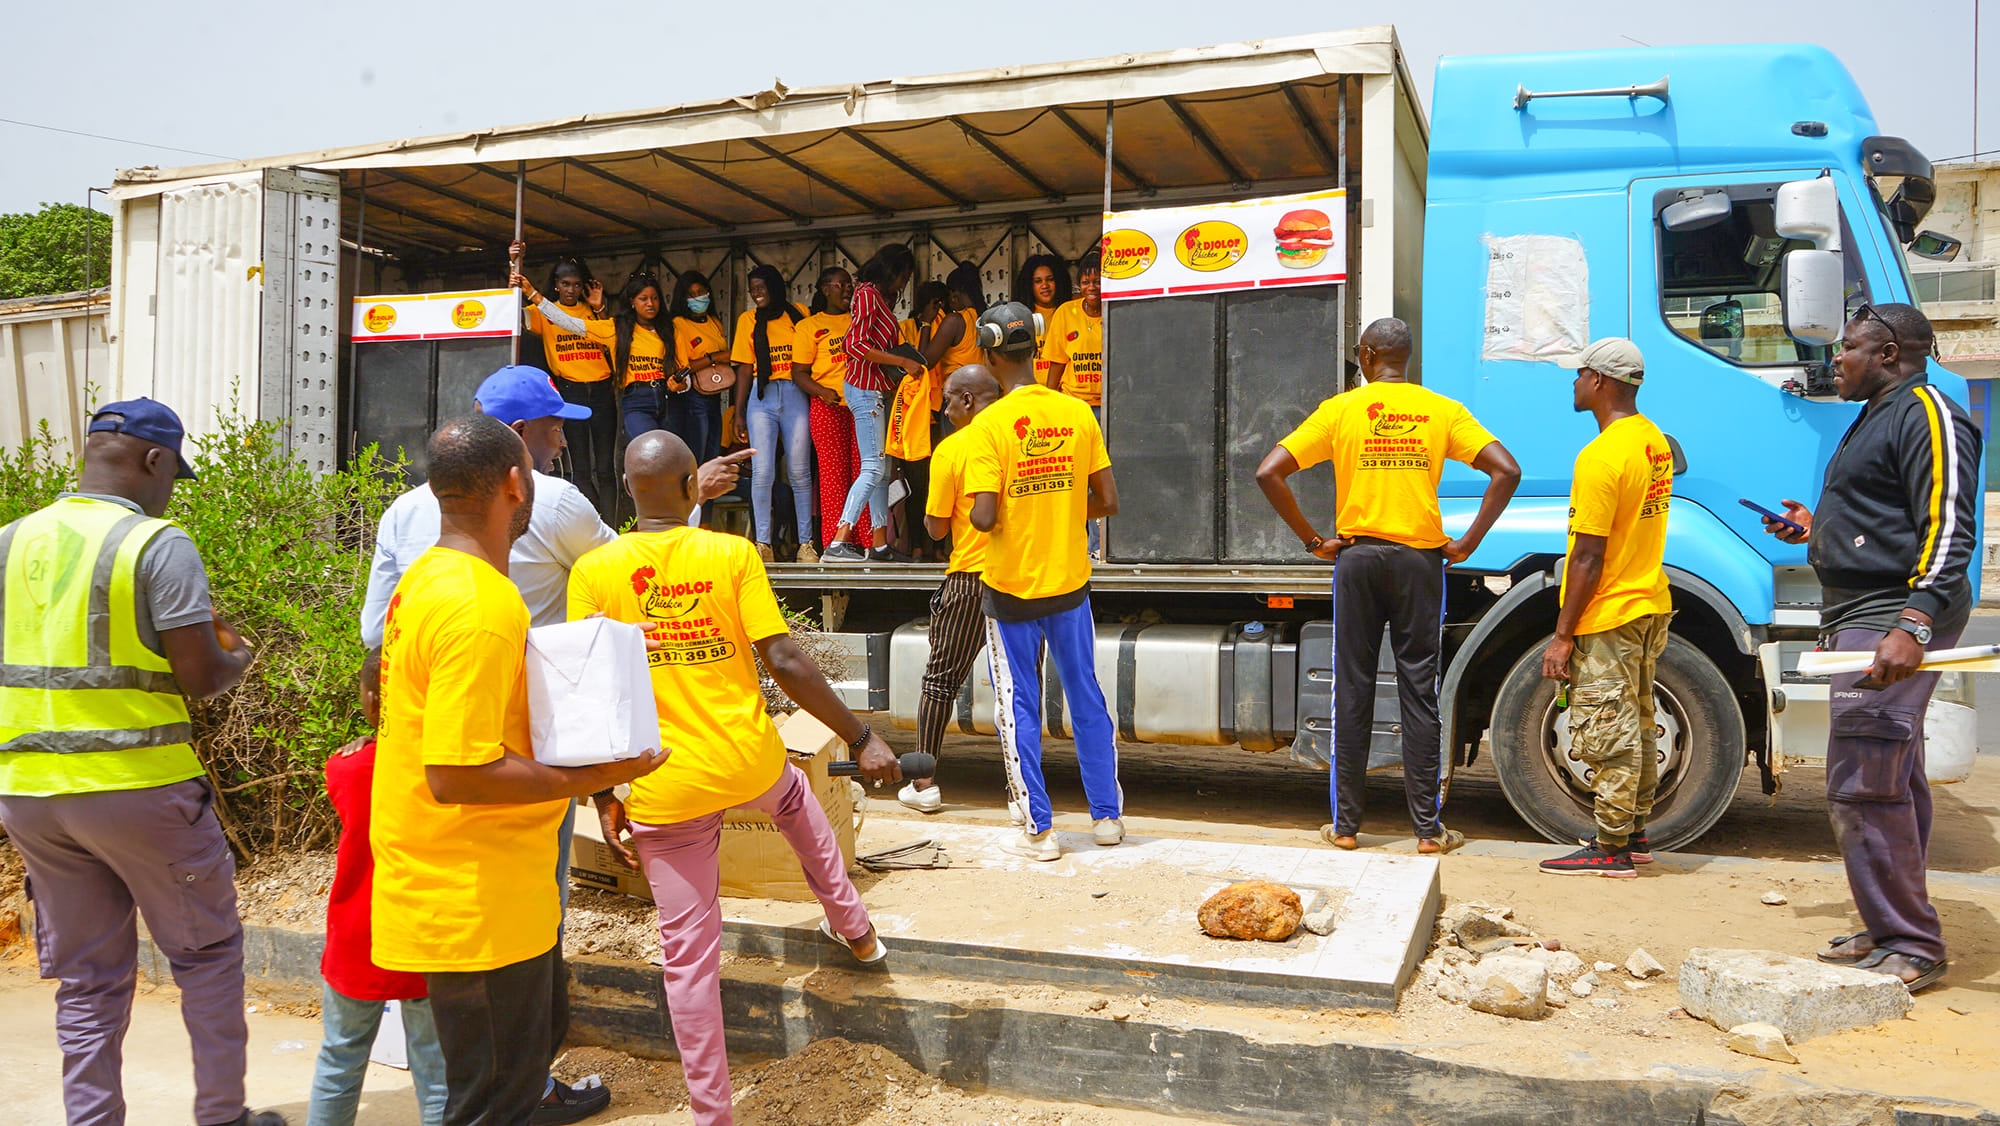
0, 778, 248, 1126
1826, 626, 1958, 964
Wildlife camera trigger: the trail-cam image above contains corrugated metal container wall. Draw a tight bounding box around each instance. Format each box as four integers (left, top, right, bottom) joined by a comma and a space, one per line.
153, 179, 262, 436
0, 292, 106, 455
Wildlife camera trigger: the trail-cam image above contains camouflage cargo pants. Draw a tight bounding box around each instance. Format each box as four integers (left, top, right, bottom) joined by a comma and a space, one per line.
1567, 612, 1675, 848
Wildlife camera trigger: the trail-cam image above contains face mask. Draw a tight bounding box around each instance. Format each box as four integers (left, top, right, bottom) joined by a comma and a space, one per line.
687, 295, 711, 315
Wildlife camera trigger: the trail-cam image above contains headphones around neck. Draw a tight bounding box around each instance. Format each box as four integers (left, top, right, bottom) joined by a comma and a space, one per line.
977, 311, 1046, 349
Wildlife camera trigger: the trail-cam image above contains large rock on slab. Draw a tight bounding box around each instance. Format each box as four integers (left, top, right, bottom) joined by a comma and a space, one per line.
1678, 948, 1911, 1042
1198, 880, 1302, 942
1466, 955, 1548, 1019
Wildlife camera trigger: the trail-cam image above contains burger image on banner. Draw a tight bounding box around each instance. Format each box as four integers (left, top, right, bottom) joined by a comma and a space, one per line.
1273, 209, 1333, 269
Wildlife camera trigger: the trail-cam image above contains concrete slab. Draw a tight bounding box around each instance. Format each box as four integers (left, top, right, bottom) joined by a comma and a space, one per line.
716, 823, 1441, 1009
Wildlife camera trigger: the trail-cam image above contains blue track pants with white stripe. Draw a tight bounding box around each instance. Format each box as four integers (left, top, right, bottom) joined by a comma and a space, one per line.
985, 597, 1122, 834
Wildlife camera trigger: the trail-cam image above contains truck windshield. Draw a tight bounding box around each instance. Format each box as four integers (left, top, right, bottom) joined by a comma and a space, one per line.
1656, 182, 1871, 367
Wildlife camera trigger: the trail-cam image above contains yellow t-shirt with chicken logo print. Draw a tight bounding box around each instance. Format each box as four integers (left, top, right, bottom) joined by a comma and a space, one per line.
672, 316, 732, 372
964, 385, 1111, 600
1038, 299, 1104, 406
730, 306, 807, 380
623, 324, 671, 385
1278, 381, 1497, 549
936, 308, 981, 409
1562, 414, 1674, 636
926, 427, 989, 574
567, 528, 790, 825
528, 306, 614, 383
791, 312, 850, 405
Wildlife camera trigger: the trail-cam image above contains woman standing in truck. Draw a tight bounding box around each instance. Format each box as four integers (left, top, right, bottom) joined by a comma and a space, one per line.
792, 267, 856, 559
1012, 251, 1070, 384
731, 264, 813, 562
613, 271, 676, 442
821, 243, 928, 562
511, 246, 617, 515
669, 270, 731, 467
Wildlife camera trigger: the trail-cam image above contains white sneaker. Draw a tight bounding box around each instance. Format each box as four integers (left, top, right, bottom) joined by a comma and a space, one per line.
1093, 818, 1125, 846
1002, 829, 1061, 862
897, 782, 942, 813
1007, 800, 1025, 826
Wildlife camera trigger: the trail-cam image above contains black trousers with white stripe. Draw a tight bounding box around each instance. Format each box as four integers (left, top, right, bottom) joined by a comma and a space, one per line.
1332, 538, 1447, 841
916, 569, 987, 765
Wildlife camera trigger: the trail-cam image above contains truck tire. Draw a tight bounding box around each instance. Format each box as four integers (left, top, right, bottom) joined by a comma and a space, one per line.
1487, 633, 1744, 853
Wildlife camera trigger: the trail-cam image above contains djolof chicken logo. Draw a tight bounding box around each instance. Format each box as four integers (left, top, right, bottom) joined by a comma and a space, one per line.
632, 566, 713, 619
451, 300, 486, 329
1023, 425, 1073, 458
1174, 221, 1248, 272
363, 304, 397, 333
1014, 416, 1031, 440
1366, 401, 1429, 437
1100, 229, 1158, 279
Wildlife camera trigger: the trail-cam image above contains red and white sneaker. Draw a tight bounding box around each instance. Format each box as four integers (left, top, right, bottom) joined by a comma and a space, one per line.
1540, 842, 1637, 878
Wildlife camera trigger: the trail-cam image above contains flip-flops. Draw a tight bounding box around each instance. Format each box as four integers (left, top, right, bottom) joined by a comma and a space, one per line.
1858, 948, 1948, 992
819, 918, 889, 964
1817, 932, 1876, 964
1318, 825, 1359, 850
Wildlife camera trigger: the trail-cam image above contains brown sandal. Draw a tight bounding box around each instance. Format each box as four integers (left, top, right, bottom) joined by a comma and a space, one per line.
1817, 932, 1876, 965
1418, 829, 1466, 855
1318, 825, 1359, 850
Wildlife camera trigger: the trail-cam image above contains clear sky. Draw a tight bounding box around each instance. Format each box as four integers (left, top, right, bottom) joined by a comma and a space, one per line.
1, 0, 1991, 214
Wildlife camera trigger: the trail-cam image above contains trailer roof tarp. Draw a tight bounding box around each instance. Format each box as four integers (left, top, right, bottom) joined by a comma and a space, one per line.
112, 27, 1419, 257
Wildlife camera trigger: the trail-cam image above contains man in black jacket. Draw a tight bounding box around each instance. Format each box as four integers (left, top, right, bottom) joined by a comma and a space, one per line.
1762, 303, 1979, 993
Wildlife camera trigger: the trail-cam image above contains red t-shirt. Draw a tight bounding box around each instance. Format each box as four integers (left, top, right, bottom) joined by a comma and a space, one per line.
322, 740, 428, 1001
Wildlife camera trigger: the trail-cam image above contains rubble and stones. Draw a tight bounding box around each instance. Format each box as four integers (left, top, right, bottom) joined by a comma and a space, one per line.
1465, 954, 1549, 1020
1725, 1022, 1798, 1064
1678, 948, 1913, 1042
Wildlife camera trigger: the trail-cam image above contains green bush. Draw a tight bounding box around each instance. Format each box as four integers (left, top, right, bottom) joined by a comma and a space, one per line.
0, 415, 402, 852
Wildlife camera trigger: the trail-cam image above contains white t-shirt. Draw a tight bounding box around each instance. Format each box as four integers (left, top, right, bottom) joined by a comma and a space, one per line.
360, 472, 616, 648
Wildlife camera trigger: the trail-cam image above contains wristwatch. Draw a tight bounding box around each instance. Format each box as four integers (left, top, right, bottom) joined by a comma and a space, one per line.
1894, 617, 1933, 645
1305, 535, 1325, 553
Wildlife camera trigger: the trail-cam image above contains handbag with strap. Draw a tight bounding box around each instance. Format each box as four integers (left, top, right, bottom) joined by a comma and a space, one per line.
690, 361, 735, 395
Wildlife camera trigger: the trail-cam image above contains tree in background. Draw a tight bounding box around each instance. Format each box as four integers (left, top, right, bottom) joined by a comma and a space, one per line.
0, 202, 112, 299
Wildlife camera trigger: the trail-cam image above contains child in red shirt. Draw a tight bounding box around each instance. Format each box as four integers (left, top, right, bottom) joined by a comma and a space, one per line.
307, 653, 448, 1126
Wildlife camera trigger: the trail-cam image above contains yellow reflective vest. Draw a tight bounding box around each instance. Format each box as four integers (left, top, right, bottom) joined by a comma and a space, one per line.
0, 496, 201, 796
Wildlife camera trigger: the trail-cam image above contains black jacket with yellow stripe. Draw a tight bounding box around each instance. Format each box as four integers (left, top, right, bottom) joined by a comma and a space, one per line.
1810, 371, 1982, 633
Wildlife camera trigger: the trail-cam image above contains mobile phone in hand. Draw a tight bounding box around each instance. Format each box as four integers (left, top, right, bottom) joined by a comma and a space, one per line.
1739, 498, 1804, 536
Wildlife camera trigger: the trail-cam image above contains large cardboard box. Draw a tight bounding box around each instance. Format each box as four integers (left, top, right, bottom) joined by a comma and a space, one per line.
567, 711, 858, 904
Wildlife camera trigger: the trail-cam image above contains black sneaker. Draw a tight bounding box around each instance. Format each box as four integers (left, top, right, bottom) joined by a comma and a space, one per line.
1539, 842, 1636, 878
866, 545, 915, 563
821, 541, 867, 562
531, 1078, 613, 1125
1580, 831, 1652, 864
207, 1113, 289, 1126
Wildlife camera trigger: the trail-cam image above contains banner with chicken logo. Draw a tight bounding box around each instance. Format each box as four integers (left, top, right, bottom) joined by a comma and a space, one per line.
351, 288, 522, 342
1099, 188, 1346, 301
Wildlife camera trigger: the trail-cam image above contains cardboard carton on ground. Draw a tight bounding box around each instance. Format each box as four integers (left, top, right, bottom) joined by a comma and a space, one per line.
567, 710, 858, 904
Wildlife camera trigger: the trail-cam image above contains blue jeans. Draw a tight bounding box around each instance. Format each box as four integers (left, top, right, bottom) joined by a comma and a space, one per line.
1087, 405, 1103, 555
307, 984, 447, 1126
746, 379, 815, 544
838, 382, 890, 532
622, 380, 670, 442
668, 390, 721, 465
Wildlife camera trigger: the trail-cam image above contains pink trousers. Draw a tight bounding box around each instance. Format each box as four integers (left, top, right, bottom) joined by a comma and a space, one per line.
628, 764, 871, 1126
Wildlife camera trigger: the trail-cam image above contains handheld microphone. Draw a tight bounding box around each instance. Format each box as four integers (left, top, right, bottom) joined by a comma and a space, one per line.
827, 752, 935, 778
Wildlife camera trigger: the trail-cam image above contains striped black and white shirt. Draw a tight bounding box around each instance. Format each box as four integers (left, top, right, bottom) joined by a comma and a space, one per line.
1811, 371, 1983, 635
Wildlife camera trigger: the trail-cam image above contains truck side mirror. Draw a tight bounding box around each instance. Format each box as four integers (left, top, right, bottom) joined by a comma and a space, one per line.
1774, 177, 1841, 252
1909, 230, 1963, 262
1781, 250, 1843, 347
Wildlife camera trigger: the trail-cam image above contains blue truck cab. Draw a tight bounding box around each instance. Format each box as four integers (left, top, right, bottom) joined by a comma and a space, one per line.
1419, 44, 1979, 848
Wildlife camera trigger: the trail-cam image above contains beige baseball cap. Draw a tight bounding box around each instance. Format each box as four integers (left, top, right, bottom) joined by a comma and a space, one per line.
1558, 337, 1644, 384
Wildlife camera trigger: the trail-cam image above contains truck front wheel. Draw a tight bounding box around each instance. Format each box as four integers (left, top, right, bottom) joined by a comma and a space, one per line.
1487, 633, 1745, 853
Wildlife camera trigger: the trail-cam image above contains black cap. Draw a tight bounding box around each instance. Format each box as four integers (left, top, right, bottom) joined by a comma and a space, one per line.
977, 301, 1038, 351
89, 398, 196, 479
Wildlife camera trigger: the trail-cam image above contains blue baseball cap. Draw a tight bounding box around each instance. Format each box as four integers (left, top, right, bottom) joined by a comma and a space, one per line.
89, 398, 196, 479
473, 366, 592, 425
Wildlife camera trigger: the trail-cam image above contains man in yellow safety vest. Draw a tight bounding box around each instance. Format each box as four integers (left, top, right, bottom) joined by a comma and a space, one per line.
0, 399, 281, 1126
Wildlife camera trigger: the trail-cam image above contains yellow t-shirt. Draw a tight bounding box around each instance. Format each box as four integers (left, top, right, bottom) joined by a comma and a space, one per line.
965, 385, 1110, 599
1032, 303, 1060, 385
886, 365, 933, 461
925, 426, 989, 574
792, 312, 849, 406
1038, 299, 1104, 406
370, 547, 561, 973
937, 308, 981, 408
624, 323, 671, 385
730, 305, 806, 380
527, 306, 614, 384
567, 528, 790, 825
1277, 381, 1497, 549
1563, 414, 1674, 636
673, 316, 731, 371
